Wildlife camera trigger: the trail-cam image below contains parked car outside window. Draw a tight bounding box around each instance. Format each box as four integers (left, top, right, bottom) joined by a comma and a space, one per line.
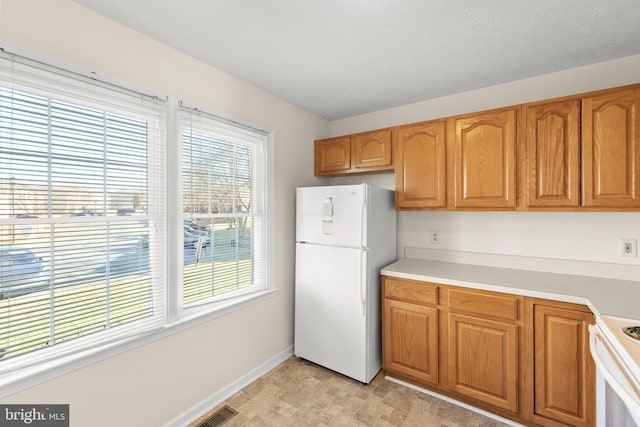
184, 220, 211, 236
184, 230, 210, 249
0, 246, 50, 299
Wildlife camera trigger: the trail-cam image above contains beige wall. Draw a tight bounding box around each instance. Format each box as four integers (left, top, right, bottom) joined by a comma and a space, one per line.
330, 55, 640, 277
0, 1, 328, 425
2, 1, 639, 424
329, 54, 640, 135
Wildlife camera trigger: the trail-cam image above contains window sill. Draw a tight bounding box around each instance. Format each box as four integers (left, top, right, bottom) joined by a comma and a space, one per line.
0, 288, 276, 398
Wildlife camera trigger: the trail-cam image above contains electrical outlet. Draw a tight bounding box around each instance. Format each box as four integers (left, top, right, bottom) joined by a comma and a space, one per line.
620, 238, 637, 257
430, 230, 440, 245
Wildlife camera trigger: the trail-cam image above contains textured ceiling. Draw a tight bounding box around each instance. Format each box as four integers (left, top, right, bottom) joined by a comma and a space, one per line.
73, 0, 640, 120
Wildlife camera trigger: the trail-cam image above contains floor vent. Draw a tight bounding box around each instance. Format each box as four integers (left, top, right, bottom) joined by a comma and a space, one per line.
197, 405, 238, 427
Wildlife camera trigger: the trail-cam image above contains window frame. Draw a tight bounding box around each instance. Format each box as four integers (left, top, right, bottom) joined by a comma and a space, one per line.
0, 48, 276, 397
173, 102, 274, 318
0, 51, 168, 373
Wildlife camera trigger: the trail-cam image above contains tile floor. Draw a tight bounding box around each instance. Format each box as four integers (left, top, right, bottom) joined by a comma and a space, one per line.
190, 357, 513, 426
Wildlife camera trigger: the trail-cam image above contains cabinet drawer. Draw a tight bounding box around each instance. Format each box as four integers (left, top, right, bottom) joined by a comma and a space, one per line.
448, 288, 520, 321
384, 278, 438, 305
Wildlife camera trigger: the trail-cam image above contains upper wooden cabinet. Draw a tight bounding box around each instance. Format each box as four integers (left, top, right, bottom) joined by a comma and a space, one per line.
582, 87, 640, 208
315, 129, 393, 176
394, 107, 518, 211
523, 99, 581, 208
314, 83, 640, 211
314, 135, 351, 175
394, 120, 447, 209
453, 108, 517, 209
523, 85, 640, 210
353, 129, 393, 170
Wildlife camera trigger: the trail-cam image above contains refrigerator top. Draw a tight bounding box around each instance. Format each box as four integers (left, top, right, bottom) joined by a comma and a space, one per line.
296, 184, 368, 248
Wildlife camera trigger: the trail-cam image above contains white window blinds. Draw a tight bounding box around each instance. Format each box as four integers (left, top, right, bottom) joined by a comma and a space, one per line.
178, 106, 269, 307
0, 51, 166, 367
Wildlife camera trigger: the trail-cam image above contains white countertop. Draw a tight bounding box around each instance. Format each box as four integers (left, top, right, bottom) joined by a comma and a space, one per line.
381, 258, 640, 320
381, 257, 640, 381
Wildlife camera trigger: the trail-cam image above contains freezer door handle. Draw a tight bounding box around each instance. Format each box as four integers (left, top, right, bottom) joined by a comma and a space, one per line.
322, 197, 334, 235
360, 250, 367, 316
360, 184, 367, 248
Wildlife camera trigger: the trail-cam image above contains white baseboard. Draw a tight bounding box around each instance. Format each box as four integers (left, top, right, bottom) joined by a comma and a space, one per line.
162, 346, 294, 427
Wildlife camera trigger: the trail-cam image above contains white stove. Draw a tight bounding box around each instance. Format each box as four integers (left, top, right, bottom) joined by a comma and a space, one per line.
590, 315, 640, 426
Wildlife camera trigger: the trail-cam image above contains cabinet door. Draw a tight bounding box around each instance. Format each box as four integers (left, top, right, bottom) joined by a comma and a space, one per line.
353, 129, 393, 171
454, 108, 516, 208
383, 299, 439, 386
448, 313, 518, 412
582, 88, 640, 207
314, 136, 351, 175
525, 99, 581, 207
394, 121, 447, 209
533, 305, 595, 427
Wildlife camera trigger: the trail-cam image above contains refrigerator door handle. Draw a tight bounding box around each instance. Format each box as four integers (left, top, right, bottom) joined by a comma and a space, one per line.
322, 197, 334, 235
360, 184, 367, 248
360, 250, 367, 317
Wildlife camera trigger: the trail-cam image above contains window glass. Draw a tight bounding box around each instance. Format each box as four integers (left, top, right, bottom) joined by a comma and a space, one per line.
179, 108, 269, 307
0, 54, 165, 365
0, 50, 272, 375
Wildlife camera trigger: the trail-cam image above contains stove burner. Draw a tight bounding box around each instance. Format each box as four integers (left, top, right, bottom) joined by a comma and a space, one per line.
622, 326, 640, 341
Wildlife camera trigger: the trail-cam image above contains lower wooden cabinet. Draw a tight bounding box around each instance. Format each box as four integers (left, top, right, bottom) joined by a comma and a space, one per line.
528, 300, 596, 427
383, 299, 439, 385
382, 276, 596, 427
382, 278, 439, 385
448, 312, 519, 412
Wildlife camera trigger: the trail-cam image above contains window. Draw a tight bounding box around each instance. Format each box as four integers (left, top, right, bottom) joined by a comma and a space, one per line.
0, 49, 273, 384
0, 52, 166, 368
178, 106, 270, 309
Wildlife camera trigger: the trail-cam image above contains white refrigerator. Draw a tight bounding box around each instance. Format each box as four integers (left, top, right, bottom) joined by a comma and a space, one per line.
294, 184, 396, 383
